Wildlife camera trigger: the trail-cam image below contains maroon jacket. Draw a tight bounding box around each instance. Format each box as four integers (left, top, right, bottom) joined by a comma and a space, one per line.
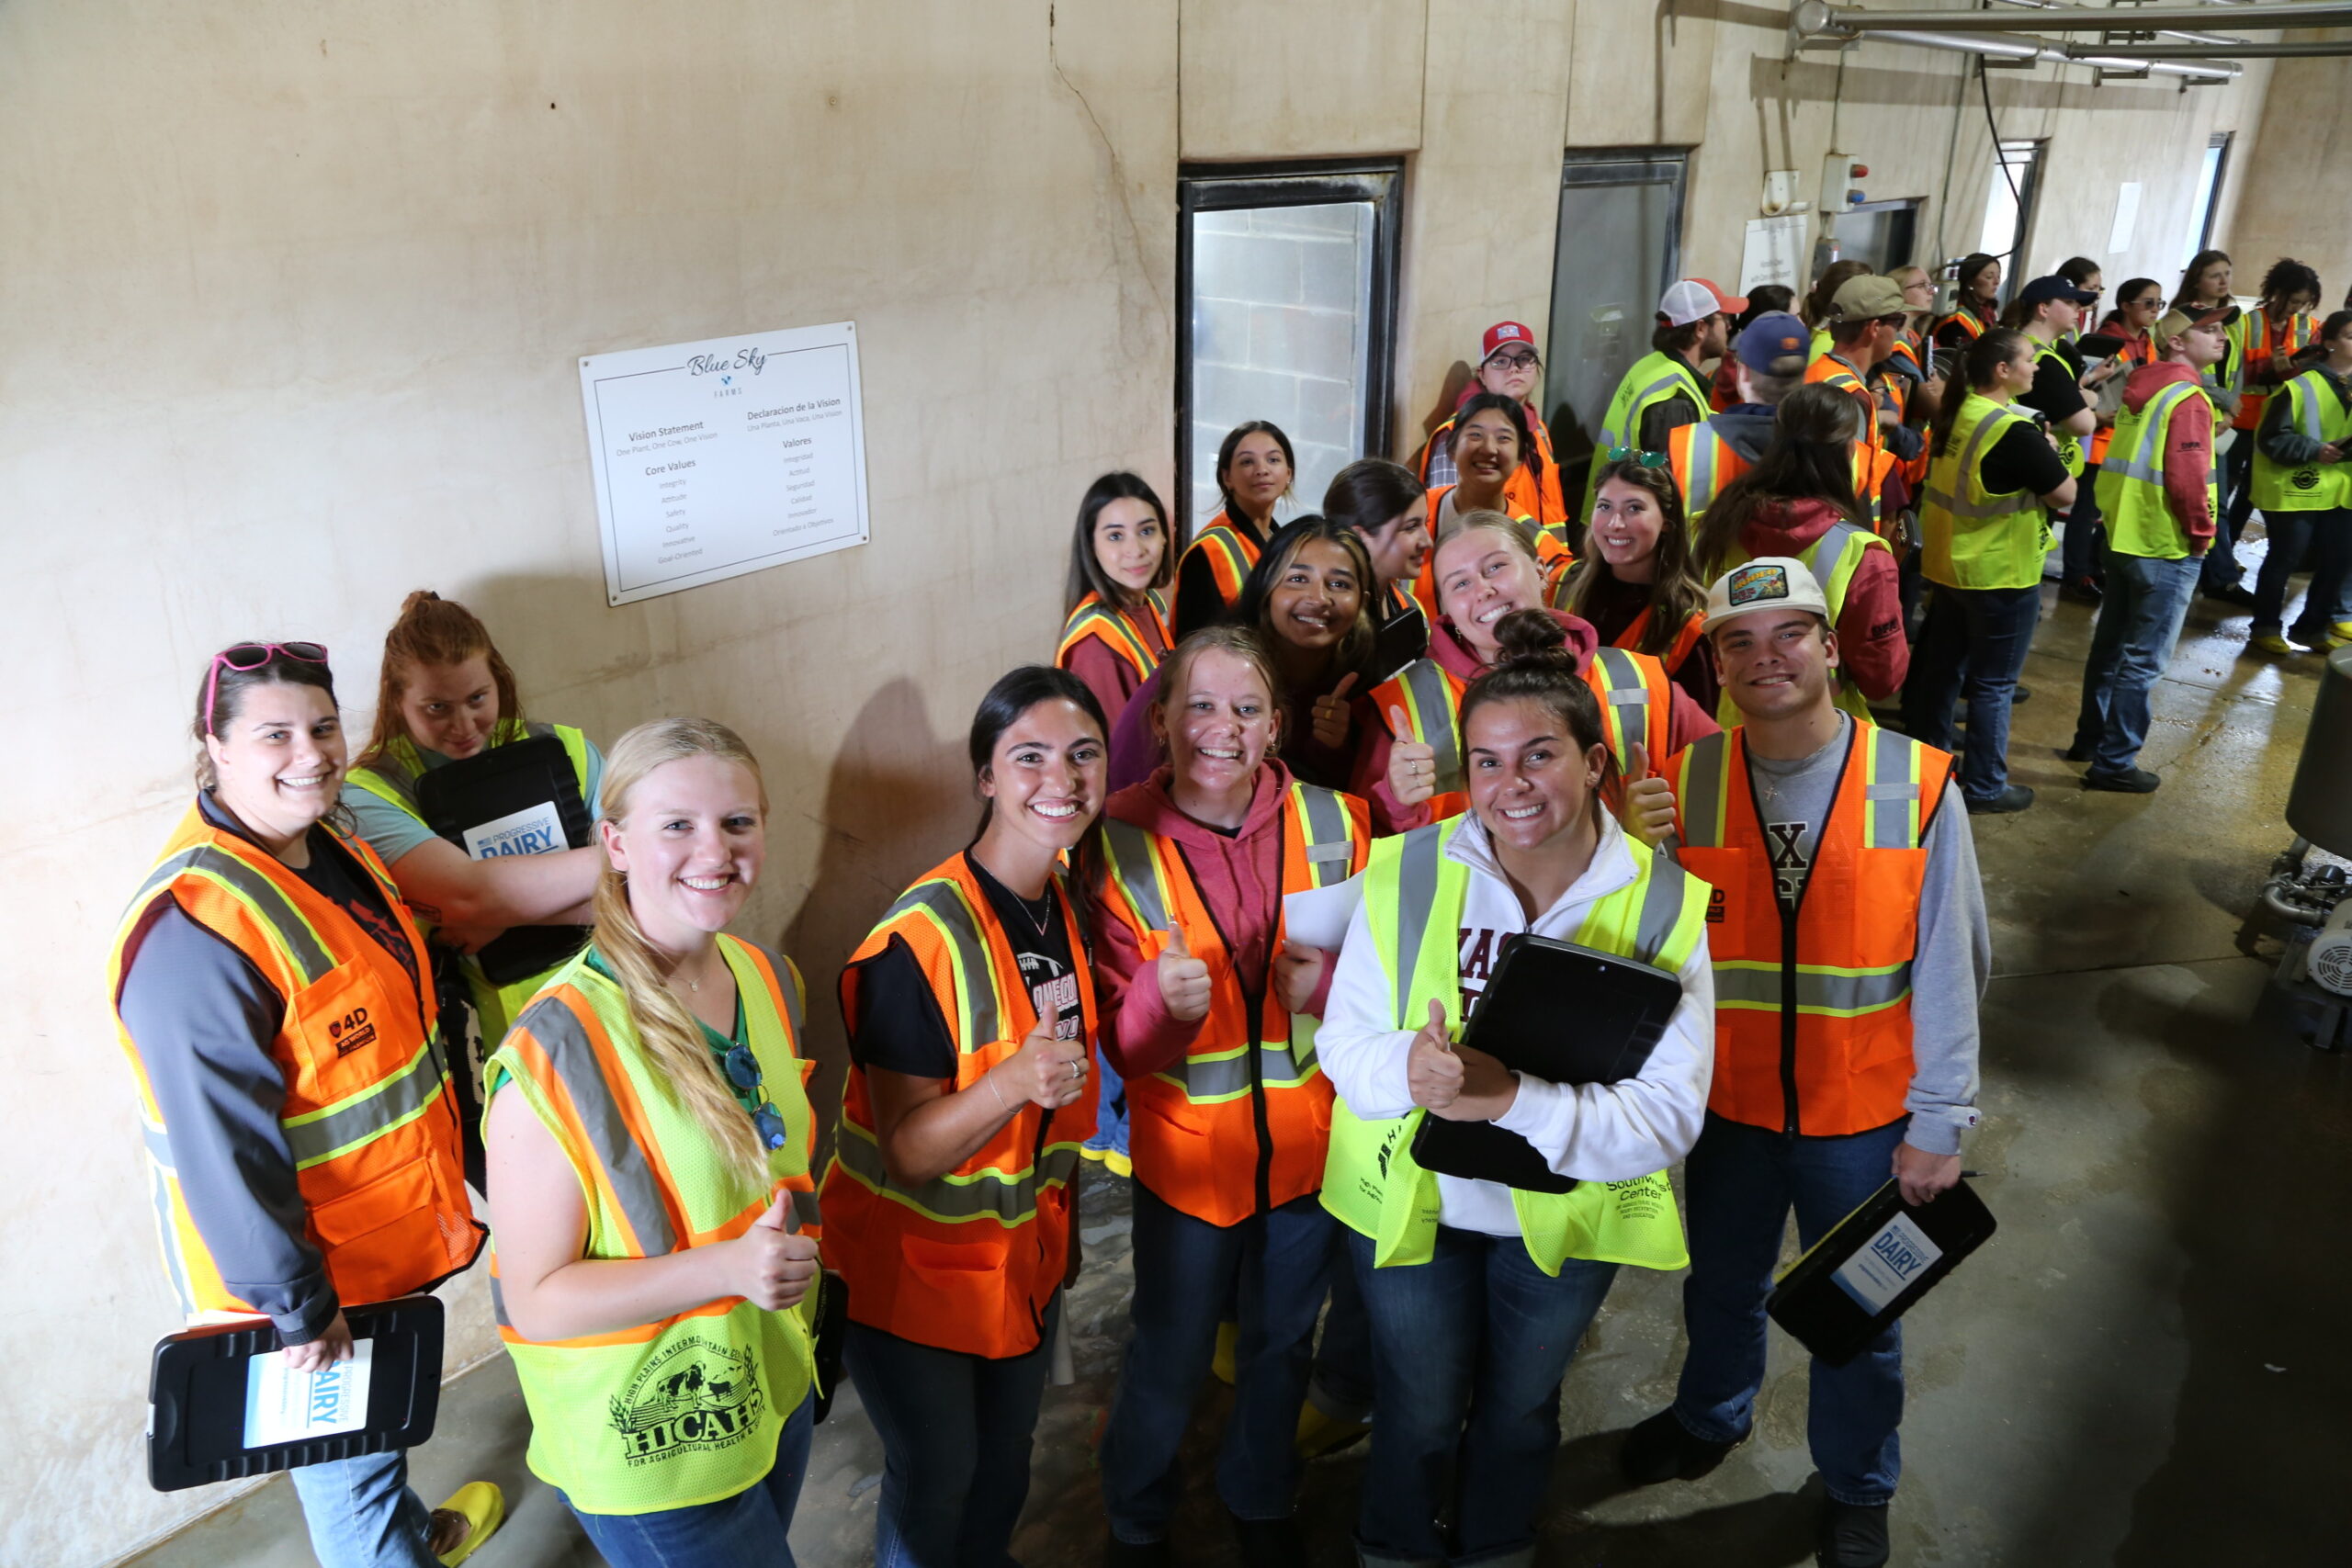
2117, 359, 2217, 555
1738, 497, 1909, 701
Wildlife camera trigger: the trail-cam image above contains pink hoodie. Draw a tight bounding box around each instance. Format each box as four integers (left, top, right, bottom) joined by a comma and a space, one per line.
2117, 359, 2217, 552
1091, 761, 1340, 1079
1736, 496, 1909, 701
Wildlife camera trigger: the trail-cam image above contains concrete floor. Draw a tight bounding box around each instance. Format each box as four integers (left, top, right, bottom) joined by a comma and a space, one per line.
130, 536, 2352, 1568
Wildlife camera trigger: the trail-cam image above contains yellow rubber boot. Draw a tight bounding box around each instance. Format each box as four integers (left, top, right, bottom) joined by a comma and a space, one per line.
1211, 1321, 1238, 1386
433, 1481, 504, 1567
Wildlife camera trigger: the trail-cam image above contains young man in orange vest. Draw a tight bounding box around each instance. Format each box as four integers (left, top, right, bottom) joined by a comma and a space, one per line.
1813, 275, 1916, 525
1620, 558, 1988, 1568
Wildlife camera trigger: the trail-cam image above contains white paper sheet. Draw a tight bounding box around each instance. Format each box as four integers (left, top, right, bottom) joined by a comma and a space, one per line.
243, 1339, 374, 1449
462, 799, 566, 860
1282, 876, 1365, 953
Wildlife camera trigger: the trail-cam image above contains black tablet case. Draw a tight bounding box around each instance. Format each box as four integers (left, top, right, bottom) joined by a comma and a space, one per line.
1767, 1178, 1997, 1365
148, 1295, 445, 1492
413, 734, 594, 984
1408, 934, 1682, 1193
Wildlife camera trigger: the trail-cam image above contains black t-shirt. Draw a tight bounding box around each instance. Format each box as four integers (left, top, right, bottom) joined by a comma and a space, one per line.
1978, 420, 2074, 502
2020, 348, 2088, 425
847, 853, 1081, 1080
294, 829, 421, 995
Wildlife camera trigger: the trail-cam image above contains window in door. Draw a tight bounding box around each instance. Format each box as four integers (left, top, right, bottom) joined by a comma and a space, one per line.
2182, 132, 2231, 273
1178, 160, 1402, 531
1978, 140, 2045, 304
1544, 150, 1687, 509
1837, 198, 1923, 276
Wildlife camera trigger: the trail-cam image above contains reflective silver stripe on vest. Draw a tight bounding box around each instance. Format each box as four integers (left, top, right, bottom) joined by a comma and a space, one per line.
130, 847, 336, 986
1167, 1040, 1316, 1100
1611, 369, 1697, 446
831, 1122, 1078, 1223
1388, 823, 1448, 1025
1713, 964, 1912, 1012
2103, 384, 2198, 485
1589, 648, 1651, 756
1678, 732, 1729, 849
1684, 425, 1724, 513
885, 880, 1000, 1048
281, 1040, 451, 1168
1098, 819, 1170, 933
1400, 661, 1464, 796
1865, 726, 1921, 848
790, 1188, 822, 1230
2290, 374, 2327, 446
1294, 784, 1354, 889
1805, 521, 1866, 597
1632, 850, 1689, 966
1926, 404, 2038, 519
514, 996, 680, 1256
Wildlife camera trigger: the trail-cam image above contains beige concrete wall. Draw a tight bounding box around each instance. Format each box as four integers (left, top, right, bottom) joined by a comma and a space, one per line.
2222, 32, 2352, 295
4, 3, 2316, 1562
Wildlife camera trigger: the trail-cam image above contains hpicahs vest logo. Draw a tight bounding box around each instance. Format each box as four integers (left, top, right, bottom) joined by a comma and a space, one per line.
608, 1337, 764, 1466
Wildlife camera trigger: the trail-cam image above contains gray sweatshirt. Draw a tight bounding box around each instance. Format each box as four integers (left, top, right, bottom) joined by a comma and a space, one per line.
1743, 715, 1988, 1155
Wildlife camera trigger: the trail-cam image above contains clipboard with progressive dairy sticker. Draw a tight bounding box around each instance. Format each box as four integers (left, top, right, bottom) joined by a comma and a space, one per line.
1766, 1177, 1996, 1366
415, 734, 594, 985
148, 1295, 446, 1492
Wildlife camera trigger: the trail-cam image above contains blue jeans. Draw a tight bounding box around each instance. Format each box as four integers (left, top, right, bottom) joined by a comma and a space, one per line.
2252, 505, 2352, 637
2060, 462, 2105, 582
1100, 1187, 1336, 1542
1083, 1051, 1130, 1162
2202, 434, 2256, 592
1308, 1251, 1376, 1422
1348, 1225, 1618, 1568
1672, 1114, 1909, 1506
563, 1393, 813, 1567
287, 1448, 441, 1568
844, 1294, 1060, 1568
2071, 548, 2201, 778
1901, 581, 2043, 801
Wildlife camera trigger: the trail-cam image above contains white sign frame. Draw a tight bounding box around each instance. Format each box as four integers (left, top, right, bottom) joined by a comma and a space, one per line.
580, 321, 871, 606
1738, 215, 1807, 296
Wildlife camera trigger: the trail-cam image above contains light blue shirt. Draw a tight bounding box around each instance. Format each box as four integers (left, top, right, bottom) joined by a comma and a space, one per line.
345, 734, 605, 867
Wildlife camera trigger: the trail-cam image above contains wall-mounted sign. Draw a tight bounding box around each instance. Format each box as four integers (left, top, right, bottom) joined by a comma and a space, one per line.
579, 321, 869, 605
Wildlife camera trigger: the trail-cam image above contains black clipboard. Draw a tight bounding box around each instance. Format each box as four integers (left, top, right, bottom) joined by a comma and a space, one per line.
1408, 934, 1682, 1194
1767, 1178, 1996, 1366
147, 1295, 445, 1493
414, 734, 594, 985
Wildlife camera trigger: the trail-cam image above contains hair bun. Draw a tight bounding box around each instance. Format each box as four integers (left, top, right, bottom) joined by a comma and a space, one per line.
1491, 608, 1575, 671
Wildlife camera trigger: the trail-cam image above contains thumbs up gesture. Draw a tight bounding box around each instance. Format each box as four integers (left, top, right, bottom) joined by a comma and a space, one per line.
1385, 704, 1440, 807
1615, 741, 1679, 849
1272, 942, 1326, 1016
1155, 925, 1214, 1023
731, 1189, 822, 1310
1001, 996, 1089, 1110
1406, 998, 1464, 1111
1312, 672, 1360, 751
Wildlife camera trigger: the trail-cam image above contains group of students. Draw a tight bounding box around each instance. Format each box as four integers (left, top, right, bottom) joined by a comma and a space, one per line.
110, 236, 2351, 1568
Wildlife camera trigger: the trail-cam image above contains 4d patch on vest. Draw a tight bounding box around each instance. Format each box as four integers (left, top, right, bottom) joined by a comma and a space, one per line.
609, 1337, 764, 1465
328, 1006, 378, 1056
1727, 563, 1790, 607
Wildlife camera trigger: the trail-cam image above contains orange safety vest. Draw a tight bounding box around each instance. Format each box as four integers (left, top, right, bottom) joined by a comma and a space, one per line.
111, 803, 478, 1320
1668, 420, 1753, 532
1417, 487, 1568, 618
1805, 355, 1896, 533
1885, 335, 1930, 491
2233, 305, 2316, 432
1177, 513, 1265, 622
820, 853, 1098, 1359
1616, 604, 1706, 674
1373, 645, 1674, 821
1056, 590, 1170, 683
1932, 309, 1987, 345
1419, 410, 1570, 526
1669, 722, 1955, 1137
1091, 780, 1370, 1226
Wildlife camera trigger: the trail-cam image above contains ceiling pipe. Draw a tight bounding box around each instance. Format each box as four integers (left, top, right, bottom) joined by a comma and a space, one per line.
1808, 22, 2245, 75
2071, 35, 2352, 53
1794, 1, 2352, 34
1982, 0, 2245, 47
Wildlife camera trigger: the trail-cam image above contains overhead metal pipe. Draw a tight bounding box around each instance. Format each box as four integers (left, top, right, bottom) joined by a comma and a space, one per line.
1983, 0, 2245, 47
1839, 24, 2245, 75
2071, 35, 2352, 55
1795, 1, 2352, 35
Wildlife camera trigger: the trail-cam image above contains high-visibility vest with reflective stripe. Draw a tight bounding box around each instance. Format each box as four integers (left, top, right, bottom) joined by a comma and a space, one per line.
1887, 336, 1931, 488
1805, 355, 1892, 528
1808, 327, 1833, 363
487, 936, 820, 1514
1177, 513, 1265, 622
346, 720, 596, 1045
1616, 604, 1706, 675
1668, 419, 1751, 531
1421, 412, 1570, 525
1373, 648, 1673, 819
2096, 381, 2221, 561
1711, 519, 1889, 725
2249, 369, 2352, 514
1932, 310, 1985, 344
1585, 351, 1710, 521
820, 853, 1097, 1358
1920, 392, 2054, 592
1320, 817, 1706, 1274
110, 803, 476, 1321
2031, 346, 2087, 476
2231, 306, 2316, 431
1669, 722, 1953, 1136
1091, 781, 1370, 1226
1056, 590, 1171, 683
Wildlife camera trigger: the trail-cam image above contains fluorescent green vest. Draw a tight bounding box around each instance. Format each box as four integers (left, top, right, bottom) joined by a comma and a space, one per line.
1921, 392, 2054, 592
347, 720, 595, 1043
488, 937, 819, 1515
2095, 381, 2221, 561
1320, 818, 1707, 1277
2250, 370, 2352, 513
1712, 518, 1888, 726
2034, 346, 2086, 476
1586, 350, 1709, 521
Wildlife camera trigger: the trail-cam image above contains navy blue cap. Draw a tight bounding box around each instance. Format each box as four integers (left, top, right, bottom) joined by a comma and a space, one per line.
2018, 275, 2098, 310
1734, 310, 1811, 376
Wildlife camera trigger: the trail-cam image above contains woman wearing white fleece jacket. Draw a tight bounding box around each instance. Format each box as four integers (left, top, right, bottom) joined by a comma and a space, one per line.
1315, 607, 1713, 1568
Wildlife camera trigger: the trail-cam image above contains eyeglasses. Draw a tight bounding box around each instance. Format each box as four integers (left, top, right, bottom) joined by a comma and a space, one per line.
203, 641, 330, 736
723, 1043, 791, 1152
1487, 351, 1541, 371
1604, 447, 1669, 468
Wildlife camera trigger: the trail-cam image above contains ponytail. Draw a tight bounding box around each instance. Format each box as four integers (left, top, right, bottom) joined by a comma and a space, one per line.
1930, 327, 2030, 460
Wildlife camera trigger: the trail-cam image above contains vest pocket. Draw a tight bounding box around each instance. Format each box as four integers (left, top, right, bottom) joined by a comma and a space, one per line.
304, 1150, 468, 1293
283, 962, 405, 1106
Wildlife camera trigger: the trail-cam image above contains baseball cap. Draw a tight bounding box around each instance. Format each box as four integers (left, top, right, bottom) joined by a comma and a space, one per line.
1481, 321, 1539, 363
1733, 310, 1811, 376
2155, 302, 2241, 346
2018, 275, 2100, 310
1827, 275, 1910, 321
1702, 557, 1831, 635
1658, 278, 1748, 328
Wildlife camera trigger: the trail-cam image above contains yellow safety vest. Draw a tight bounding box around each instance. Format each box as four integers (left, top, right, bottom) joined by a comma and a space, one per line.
487, 937, 820, 1516
1921, 392, 2054, 592
2034, 345, 2087, 477
1586, 350, 1710, 521
2250, 370, 2352, 514
1711, 518, 1888, 725
2096, 382, 2221, 561
1319, 818, 1706, 1276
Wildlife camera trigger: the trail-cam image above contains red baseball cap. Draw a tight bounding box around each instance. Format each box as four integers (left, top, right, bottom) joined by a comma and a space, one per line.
1481, 321, 1539, 363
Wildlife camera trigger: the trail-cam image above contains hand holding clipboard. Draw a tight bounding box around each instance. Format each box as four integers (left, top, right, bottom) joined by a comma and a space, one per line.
1407, 998, 1518, 1123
